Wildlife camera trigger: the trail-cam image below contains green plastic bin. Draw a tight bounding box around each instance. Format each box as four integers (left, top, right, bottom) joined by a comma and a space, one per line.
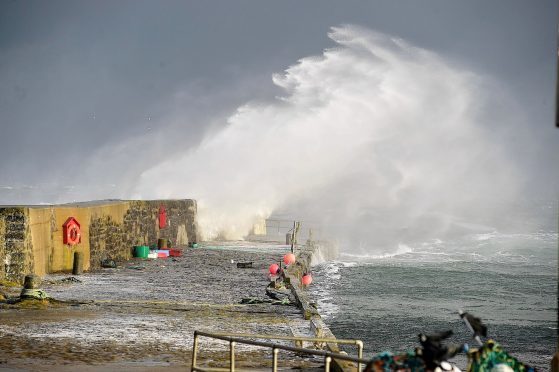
133, 245, 149, 258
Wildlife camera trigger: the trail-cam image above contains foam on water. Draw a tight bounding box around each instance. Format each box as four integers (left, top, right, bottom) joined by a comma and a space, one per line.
473, 231, 498, 241
309, 228, 556, 370
340, 244, 414, 261
323, 262, 341, 280
311, 262, 342, 317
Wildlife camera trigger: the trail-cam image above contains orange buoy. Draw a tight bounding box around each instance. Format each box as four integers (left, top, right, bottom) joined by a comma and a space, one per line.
269, 263, 280, 275
283, 253, 296, 265
302, 273, 312, 286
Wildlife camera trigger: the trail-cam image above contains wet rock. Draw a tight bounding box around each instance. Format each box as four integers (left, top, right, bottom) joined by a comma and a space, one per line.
100, 259, 117, 268
60, 277, 82, 284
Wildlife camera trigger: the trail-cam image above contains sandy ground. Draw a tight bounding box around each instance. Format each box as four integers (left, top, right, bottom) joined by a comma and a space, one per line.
0, 242, 325, 371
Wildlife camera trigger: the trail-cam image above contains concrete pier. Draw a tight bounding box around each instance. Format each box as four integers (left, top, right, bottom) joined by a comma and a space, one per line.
0, 241, 347, 370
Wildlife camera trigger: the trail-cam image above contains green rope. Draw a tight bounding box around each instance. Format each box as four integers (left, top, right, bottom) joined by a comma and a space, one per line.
20, 289, 50, 300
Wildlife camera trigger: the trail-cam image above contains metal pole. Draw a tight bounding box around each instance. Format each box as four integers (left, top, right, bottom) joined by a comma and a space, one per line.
325, 356, 332, 372
192, 332, 199, 371
357, 340, 363, 371
230, 341, 236, 372
192, 331, 369, 369
291, 221, 297, 253
272, 347, 279, 372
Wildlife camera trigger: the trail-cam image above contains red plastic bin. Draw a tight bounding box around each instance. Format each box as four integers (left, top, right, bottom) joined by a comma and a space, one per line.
169, 249, 182, 257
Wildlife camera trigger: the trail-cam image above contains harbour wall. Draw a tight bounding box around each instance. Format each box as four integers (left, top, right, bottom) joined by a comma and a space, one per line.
0, 199, 198, 283
287, 240, 356, 372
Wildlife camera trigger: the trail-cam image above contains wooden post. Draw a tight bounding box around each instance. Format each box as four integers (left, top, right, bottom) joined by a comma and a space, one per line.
290, 221, 301, 254
72, 252, 83, 275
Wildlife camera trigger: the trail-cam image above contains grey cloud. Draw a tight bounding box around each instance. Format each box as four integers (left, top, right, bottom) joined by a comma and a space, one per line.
0, 0, 557, 205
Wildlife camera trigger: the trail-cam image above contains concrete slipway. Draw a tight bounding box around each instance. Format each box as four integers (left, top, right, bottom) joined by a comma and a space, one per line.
0, 242, 347, 371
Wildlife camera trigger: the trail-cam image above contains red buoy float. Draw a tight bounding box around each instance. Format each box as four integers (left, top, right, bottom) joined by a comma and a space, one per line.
283, 253, 296, 266
269, 263, 280, 275
302, 273, 312, 286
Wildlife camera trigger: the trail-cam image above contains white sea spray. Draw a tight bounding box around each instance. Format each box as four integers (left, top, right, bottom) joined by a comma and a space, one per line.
134, 25, 521, 254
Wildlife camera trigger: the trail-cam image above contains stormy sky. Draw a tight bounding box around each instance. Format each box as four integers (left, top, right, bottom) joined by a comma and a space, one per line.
0, 1, 558, 242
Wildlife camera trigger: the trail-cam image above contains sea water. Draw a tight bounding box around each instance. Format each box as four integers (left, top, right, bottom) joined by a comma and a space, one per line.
309, 229, 557, 370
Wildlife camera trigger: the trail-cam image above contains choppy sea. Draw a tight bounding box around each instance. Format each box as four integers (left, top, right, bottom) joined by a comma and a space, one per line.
309, 229, 557, 370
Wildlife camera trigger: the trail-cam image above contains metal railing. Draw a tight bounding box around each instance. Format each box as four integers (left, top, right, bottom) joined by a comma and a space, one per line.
191, 331, 368, 372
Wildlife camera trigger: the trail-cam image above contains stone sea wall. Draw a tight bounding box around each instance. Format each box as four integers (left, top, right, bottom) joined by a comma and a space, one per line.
287, 240, 356, 372
0, 199, 198, 282
0, 208, 33, 283
89, 200, 198, 269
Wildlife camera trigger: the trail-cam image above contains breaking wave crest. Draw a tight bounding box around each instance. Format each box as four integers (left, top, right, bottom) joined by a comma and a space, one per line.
134, 25, 519, 255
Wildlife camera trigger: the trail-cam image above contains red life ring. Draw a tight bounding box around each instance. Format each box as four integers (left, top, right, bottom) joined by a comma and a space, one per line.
66, 224, 81, 245
62, 217, 81, 246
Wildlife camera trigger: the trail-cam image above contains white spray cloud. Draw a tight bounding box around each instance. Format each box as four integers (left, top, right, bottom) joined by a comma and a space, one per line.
134, 25, 520, 251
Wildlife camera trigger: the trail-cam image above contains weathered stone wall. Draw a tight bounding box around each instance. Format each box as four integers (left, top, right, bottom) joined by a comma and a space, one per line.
0, 199, 198, 281
287, 241, 350, 372
0, 213, 4, 281
0, 208, 33, 283
88, 200, 198, 269
89, 214, 128, 270
146, 200, 198, 246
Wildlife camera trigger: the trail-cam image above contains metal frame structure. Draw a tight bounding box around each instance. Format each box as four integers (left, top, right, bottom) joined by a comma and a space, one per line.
191, 331, 368, 372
